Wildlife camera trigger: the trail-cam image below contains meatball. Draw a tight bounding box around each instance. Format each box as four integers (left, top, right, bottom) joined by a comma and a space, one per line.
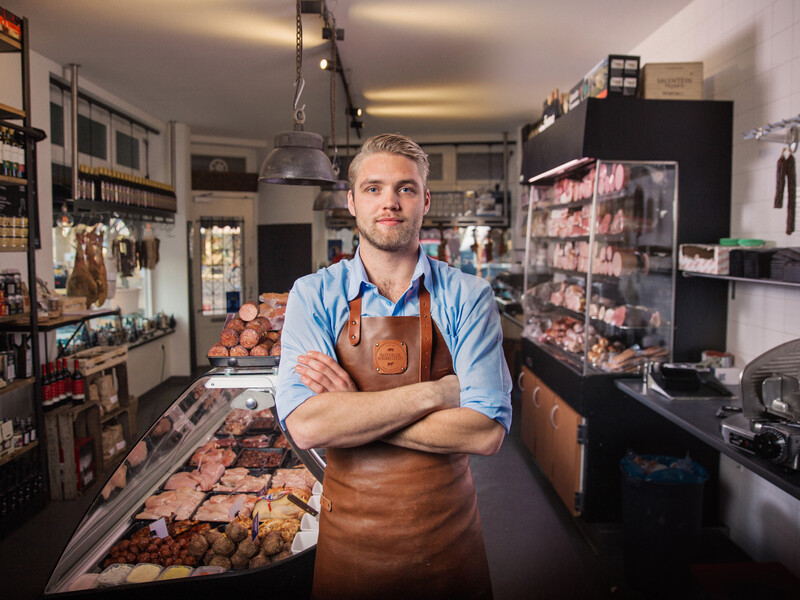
225, 520, 248, 544
260, 531, 283, 556
249, 555, 270, 569
211, 535, 236, 557
209, 555, 232, 570
237, 538, 259, 558
230, 552, 249, 571
187, 534, 209, 558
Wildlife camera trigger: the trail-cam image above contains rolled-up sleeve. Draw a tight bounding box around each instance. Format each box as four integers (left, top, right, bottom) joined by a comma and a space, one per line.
275, 276, 339, 428
449, 281, 513, 433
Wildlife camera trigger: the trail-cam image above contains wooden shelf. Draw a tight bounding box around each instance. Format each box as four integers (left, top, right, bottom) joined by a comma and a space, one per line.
0, 246, 28, 252
681, 270, 800, 289
2, 308, 120, 332
0, 32, 21, 52
0, 174, 27, 186
0, 376, 34, 398
0, 102, 25, 120
0, 440, 38, 468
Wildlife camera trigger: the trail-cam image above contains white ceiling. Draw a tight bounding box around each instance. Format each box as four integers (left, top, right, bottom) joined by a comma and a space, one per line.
6, 1, 692, 145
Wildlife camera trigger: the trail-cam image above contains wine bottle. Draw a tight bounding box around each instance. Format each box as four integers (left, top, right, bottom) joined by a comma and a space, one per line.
72, 359, 85, 403
41, 364, 53, 411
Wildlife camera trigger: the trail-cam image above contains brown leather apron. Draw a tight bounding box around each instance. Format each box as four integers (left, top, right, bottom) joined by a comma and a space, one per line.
311, 281, 493, 600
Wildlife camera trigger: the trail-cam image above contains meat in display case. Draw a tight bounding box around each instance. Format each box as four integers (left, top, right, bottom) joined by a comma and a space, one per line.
522, 159, 677, 375
43, 367, 324, 596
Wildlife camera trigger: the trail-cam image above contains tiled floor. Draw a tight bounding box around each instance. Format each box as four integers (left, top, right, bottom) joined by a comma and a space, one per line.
0, 371, 750, 599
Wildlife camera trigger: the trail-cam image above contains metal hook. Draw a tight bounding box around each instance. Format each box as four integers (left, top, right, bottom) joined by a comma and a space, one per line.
789, 125, 799, 154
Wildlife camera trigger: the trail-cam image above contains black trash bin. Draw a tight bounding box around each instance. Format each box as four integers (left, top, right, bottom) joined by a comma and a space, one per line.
620, 453, 709, 592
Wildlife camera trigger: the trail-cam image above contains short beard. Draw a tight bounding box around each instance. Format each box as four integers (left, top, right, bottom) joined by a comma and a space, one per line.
354, 209, 422, 253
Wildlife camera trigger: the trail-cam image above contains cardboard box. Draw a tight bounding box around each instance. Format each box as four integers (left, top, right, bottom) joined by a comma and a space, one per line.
641, 62, 703, 100
679, 243, 731, 275
577, 55, 640, 107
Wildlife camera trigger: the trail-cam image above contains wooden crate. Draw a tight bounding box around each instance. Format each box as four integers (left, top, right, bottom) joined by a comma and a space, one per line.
71, 346, 128, 378
640, 62, 703, 100
59, 295, 88, 314
44, 402, 102, 501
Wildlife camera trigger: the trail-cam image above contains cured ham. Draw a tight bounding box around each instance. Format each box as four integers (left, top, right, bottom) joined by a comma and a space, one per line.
136, 488, 205, 521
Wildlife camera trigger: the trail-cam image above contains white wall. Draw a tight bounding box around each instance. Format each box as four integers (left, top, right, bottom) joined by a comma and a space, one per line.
631, 0, 800, 576
0, 47, 192, 381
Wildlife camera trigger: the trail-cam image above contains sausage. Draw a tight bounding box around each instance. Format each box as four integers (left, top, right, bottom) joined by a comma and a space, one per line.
238, 301, 259, 322
220, 328, 240, 348
207, 344, 229, 357
269, 343, 282, 356
246, 316, 270, 332
239, 327, 265, 349
225, 317, 247, 333
250, 342, 274, 356
229, 345, 250, 357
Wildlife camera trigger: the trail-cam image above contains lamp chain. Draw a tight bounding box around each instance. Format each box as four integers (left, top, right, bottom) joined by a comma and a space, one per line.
295, 0, 302, 81
329, 12, 338, 174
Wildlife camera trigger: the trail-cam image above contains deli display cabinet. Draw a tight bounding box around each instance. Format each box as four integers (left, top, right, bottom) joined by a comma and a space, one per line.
522, 158, 678, 375
44, 367, 324, 597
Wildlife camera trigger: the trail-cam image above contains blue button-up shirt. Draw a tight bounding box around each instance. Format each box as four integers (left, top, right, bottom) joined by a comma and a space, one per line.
275, 248, 512, 433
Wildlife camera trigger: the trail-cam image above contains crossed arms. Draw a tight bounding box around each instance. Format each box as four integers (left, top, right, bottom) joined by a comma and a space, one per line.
285, 351, 505, 456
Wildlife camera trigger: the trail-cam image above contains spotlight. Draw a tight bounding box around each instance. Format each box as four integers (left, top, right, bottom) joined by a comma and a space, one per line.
320, 58, 341, 72
348, 107, 362, 118
350, 120, 364, 130
322, 26, 345, 41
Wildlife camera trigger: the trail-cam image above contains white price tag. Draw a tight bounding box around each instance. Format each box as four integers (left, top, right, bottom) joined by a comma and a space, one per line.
228, 495, 244, 521
150, 518, 168, 539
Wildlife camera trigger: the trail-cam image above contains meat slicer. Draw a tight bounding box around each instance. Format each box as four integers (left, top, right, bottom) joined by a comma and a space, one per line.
721, 338, 800, 470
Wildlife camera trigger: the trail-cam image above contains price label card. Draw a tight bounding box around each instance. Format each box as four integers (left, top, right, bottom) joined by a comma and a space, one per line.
228, 495, 244, 521
150, 518, 168, 539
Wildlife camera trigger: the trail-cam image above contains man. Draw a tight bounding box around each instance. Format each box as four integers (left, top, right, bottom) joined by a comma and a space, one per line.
275, 133, 512, 599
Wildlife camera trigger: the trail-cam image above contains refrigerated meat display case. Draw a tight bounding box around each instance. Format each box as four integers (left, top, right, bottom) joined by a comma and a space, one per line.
44, 367, 325, 597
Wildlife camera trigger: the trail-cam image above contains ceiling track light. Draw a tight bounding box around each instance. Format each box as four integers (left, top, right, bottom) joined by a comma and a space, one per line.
350, 120, 364, 130
319, 58, 342, 72
322, 26, 344, 40
348, 107, 362, 118
258, 0, 336, 186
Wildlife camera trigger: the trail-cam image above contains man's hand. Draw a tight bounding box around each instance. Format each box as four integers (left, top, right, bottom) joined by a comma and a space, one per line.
435, 374, 462, 410
294, 350, 357, 394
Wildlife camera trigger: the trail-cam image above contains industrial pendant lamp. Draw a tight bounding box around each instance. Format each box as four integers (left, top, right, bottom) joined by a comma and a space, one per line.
314, 10, 350, 210
258, 0, 336, 186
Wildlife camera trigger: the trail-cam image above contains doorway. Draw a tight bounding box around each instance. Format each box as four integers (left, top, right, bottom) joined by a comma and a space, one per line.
188, 192, 257, 369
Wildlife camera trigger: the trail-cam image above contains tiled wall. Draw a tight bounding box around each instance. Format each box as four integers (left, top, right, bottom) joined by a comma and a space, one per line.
631, 0, 800, 575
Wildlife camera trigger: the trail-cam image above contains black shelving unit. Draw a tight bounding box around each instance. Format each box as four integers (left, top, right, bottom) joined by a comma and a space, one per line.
519, 97, 734, 524
0, 16, 50, 533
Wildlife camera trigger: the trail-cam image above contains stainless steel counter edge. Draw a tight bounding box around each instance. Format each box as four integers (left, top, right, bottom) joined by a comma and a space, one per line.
616, 380, 800, 502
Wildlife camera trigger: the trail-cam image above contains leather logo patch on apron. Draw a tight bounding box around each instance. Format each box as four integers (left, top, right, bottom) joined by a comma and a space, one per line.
373, 340, 407, 374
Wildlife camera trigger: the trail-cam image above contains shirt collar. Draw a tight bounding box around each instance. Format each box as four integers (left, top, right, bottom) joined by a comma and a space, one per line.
347, 246, 433, 301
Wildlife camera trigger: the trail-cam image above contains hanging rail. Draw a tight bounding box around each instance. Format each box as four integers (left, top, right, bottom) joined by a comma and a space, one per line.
743, 114, 800, 151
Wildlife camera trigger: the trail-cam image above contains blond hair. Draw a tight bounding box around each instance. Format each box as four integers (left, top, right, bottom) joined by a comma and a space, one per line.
348, 133, 429, 186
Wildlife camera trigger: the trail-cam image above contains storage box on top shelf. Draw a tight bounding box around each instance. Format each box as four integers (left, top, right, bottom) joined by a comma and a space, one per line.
1, 8, 21, 40
640, 62, 703, 100
573, 55, 640, 108
679, 243, 731, 275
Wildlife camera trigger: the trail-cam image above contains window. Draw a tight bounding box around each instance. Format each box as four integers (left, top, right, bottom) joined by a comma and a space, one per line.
116, 130, 140, 170
50, 102, 64, 147
77, 113, 107, 160
456, 152, 504, 181
200, 218, 244, 315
